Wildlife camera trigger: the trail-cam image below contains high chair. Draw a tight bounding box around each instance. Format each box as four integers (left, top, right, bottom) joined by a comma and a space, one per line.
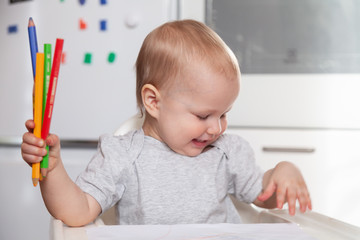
50, 114, 360, 240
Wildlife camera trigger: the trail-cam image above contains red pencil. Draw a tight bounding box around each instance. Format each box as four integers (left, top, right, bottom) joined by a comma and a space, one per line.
41, 38, 64, 140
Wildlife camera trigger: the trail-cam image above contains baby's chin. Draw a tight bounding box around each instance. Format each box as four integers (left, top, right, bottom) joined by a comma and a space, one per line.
172, 143, 214, 157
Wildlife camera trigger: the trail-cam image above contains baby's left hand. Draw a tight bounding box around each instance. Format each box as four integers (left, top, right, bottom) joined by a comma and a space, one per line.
257, 161, 312, 215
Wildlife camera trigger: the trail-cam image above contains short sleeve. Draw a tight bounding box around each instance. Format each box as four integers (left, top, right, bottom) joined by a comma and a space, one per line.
75, 133, 136, 213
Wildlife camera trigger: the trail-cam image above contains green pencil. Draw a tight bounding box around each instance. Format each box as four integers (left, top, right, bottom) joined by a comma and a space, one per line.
41, 43, 51, 178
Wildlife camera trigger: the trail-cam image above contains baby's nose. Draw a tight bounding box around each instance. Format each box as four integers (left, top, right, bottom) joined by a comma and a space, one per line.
208, 118, 222, 135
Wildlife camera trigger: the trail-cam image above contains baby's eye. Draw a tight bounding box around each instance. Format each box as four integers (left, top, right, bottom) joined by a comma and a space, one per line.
197, 115, 209, 120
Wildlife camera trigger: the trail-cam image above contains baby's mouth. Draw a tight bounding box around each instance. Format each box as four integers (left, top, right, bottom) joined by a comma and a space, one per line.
192, 138, 209, 147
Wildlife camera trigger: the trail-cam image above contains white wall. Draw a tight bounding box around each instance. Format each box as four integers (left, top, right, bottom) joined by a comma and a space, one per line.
179, 0, 205, 22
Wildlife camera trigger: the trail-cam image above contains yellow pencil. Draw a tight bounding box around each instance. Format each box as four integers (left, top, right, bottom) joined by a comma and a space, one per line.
32, 52, 44, 187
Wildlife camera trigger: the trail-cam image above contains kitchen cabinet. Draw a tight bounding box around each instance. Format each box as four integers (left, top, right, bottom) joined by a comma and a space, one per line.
226, 128, 360, 228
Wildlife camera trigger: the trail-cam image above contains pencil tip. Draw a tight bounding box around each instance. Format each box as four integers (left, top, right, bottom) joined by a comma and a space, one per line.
41, 169, 48, 178
32, 178, 39, 187
28, 17, 35, 27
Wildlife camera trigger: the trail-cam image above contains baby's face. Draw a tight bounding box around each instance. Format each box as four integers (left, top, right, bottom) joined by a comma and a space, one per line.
153, 62, 240, 157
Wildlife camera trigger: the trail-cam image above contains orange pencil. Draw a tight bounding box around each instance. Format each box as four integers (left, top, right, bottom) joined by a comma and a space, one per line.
32, 53, 44, 187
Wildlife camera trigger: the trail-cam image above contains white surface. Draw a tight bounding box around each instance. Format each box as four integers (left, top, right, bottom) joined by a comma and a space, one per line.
50, 206, 360, 240
86, 223, 316, 240
259, 210, 360, 240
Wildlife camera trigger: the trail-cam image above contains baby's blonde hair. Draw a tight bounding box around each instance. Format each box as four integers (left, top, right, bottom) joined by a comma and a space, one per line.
135, 19, 240, 115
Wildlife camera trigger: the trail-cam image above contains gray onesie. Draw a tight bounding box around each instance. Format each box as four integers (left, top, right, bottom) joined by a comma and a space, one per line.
76, 129, 263, 225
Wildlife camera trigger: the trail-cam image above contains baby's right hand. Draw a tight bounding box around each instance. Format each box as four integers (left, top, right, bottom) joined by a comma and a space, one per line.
21, 119, 61, 173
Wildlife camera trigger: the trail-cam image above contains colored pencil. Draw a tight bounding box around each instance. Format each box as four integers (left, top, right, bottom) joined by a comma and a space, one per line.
41, 39, 64, 141
42, 44, 52, 119
28, 17, 38, 117
32, 53, 44, 187
28, 17, 38, 79
41, 44, 52, 177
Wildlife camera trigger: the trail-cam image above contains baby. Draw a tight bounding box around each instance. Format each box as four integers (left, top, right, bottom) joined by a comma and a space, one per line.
21, 19, 311, 226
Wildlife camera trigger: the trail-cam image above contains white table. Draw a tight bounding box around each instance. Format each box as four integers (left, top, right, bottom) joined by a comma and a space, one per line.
50, 202, 360, 240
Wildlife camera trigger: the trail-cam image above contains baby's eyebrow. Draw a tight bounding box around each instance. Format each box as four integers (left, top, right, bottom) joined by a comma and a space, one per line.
191, 110, 210, 116
193, 108, 232, 117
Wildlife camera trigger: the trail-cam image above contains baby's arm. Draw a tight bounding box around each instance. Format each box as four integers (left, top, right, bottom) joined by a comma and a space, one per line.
253, 161, 312, 215
21, 120, 101, 226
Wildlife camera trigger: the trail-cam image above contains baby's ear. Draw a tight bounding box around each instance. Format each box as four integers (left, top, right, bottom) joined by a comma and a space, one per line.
141, 84, 161, 119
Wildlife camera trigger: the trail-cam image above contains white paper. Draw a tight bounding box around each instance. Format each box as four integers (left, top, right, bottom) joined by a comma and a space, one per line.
86, 223, 316, 240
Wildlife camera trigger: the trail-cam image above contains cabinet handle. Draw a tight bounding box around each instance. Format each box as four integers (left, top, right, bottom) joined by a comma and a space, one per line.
262, 147, 315, 153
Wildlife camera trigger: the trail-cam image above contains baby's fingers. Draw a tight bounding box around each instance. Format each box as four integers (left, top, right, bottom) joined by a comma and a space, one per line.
21, 133, 47, 165
25, 119, 35, 133
257, 181, 276, 202
276, 185, 287, 210
21, 145, 46, 165
22, 131, 45, 148
286, 187, 297, 216
297, 189, 312, 213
